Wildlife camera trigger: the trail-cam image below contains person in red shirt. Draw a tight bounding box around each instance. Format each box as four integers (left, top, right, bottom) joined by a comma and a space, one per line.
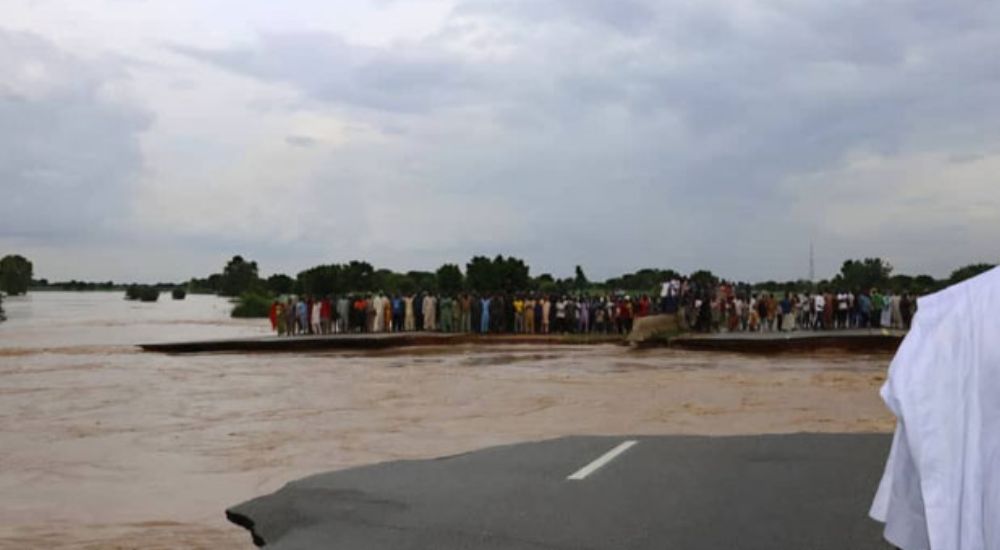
268, 301, 279, 332
353, 297, 367, 333
617, 297, 634, 334
320, 297, 332, 334
637, 295, 651, 317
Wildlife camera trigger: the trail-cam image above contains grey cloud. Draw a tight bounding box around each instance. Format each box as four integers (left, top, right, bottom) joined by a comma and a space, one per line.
455, 0, 657, 33
7, 0, 997, 282
285, 135, 318, 147
171, 32, 478, 113
165, 0, 1000, 279
0, 29, 150, 240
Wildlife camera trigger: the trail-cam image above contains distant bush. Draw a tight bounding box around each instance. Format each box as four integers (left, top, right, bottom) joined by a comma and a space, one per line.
125, 285, 160, 302
0, 255, 33, 296
232, 292, 271, 318
172, 287, 187, 300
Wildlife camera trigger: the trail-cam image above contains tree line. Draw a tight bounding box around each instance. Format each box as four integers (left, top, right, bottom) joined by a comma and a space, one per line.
190, 255, 997, 302
0, 252, 995, 300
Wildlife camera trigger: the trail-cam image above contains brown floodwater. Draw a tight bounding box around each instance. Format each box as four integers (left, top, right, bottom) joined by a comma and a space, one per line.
0, 292, 894, 549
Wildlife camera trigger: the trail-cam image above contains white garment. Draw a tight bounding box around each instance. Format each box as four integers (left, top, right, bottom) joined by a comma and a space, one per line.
882, 296, 894, 327
372, 296, 384, 332
870, 266, 1000, 550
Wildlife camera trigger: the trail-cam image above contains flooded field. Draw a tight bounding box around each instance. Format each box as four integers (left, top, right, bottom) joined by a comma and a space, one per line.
0, 292, 894, 549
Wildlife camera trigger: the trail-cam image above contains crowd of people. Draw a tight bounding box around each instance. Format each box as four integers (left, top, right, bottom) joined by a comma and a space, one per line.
268, 293, 655, 336
663, 278, 917, 333
266, 278, 918, 337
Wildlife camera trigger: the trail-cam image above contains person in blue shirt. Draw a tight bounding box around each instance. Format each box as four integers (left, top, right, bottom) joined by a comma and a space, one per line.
480, 296, 492, 334
779, 294, 793, 332
296, 299, 308, 335
392, 296, 404, 332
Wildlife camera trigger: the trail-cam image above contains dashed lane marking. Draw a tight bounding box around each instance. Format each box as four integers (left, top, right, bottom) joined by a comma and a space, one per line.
567, 440, 638, 481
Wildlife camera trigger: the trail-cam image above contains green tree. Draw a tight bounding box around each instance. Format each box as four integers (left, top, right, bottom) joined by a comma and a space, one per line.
466, 256, 499, 292
689, 269, 718, 288
573, 265, 589, 291
403, 270, 437, 293
913, 274, 939, 294
342, 261, 375, 292
495, 255, 530, 293
219, 255, 260, 297
0, 255, 33, 295
265, 273, 295, 295
297, 264, 341, 296
838, 258, 892, 291
436, 264, 464, 294
888, 274, 914, 294
605, 268, 680, 292
464, 255, 529, 293
534, 273, 555, 293
949, 263, 995, 286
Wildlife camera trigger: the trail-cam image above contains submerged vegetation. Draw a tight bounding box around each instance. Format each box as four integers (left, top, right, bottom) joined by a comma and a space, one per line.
125, 285, 160, 302
231, 292, 271, 318
0, 255, 33, 296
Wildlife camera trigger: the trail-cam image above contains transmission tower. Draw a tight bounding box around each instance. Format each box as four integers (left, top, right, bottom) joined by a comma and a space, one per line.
809, 241, 815, 283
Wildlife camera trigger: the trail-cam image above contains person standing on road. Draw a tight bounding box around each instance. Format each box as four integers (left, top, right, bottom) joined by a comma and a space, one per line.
479, 295, 492, 334
424, 293, 438, 331
275, 301, 286, 336
524, 296, 536, 334
403, 294, 415, 332
451, 296, 461, 334
858, 291, 872, 328
439, 295, 453, 332
871, 289, 884, 328
900, 293, 914, 329
780, 294, 793, 332
320, 296, 332, 334
311, 296, 322, 334
373, 294, 385, 333
460, 294, 472, 333
391, 295, 403, 332
812, 293, 825, 330
269, 300, 279, 333
297, 299, 309, 335
554, 297, 567, 333
513, 296, 525, 333
578, 297, 590, 333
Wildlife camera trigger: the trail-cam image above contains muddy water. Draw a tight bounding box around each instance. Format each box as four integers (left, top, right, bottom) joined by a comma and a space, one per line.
0, 292, 894, 549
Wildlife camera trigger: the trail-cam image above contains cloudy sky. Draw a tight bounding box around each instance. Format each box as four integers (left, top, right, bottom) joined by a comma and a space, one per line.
3, 0, 999, 283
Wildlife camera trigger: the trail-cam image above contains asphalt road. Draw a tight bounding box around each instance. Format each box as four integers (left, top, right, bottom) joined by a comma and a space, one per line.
227, 433, 894, 549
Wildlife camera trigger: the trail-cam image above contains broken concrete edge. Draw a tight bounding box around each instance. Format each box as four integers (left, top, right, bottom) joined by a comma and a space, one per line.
138, 333, 630, 354
225, 509, 265, 547
661, 333, 904, 353
221, 440, 541, 548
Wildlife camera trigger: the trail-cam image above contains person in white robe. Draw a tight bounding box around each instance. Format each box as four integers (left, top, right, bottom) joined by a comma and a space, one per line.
881, 292, 894, 328
371, 294, 384, 332
403, 295, 415, 332
311, 298, 321, 334
422, 294, 437, 331
870, 266, 1000, 550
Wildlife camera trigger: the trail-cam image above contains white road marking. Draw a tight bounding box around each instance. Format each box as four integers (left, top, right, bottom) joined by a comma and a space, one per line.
567, 440, 638, 481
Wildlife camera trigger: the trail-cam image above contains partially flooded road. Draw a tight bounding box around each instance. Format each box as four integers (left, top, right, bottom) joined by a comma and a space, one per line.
0, 292, 894, 549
